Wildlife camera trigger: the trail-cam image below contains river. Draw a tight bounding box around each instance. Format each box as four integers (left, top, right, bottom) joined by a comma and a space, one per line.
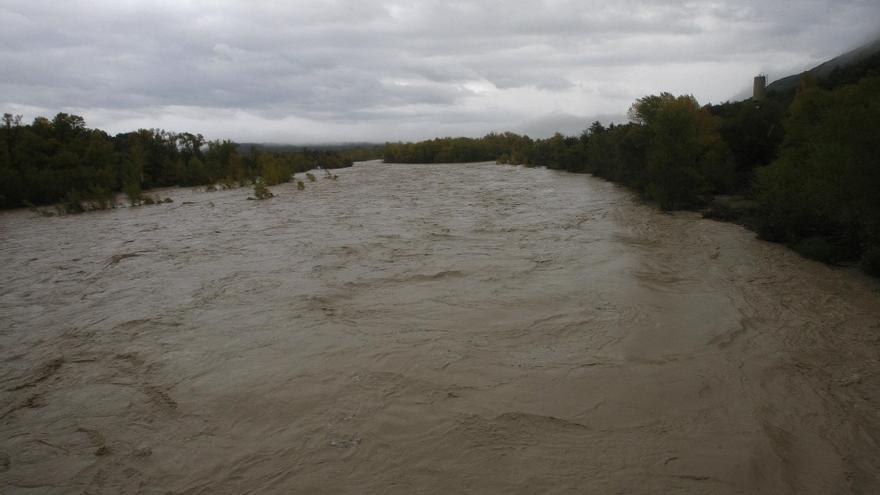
2, 161, 879, 494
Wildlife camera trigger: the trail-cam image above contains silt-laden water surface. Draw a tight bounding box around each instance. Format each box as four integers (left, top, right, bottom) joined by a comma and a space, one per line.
2, 161, 880, 494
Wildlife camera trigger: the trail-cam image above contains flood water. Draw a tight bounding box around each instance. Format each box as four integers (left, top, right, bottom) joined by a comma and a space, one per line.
2, 161, 880, 494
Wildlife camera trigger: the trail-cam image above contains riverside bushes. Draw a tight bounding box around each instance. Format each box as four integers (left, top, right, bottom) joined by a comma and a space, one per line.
0, 114, 354, 210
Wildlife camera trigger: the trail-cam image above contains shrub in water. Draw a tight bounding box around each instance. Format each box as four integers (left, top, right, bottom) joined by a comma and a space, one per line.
253, 180, 274, 200
62, 191, 85, 214
88, 186, 116, 210
24, 200, 54, 217
123, 181, 143, 206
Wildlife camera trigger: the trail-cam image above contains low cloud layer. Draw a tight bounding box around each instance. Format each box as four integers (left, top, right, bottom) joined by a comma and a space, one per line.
3, 1, 879, 142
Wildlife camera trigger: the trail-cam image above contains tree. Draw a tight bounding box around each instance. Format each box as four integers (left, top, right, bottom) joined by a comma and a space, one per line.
257, 153, 285, 186
631, 94, 732, 209
51, 113, 87, 143
755, 75, 880, 266
2, 113, 22, 129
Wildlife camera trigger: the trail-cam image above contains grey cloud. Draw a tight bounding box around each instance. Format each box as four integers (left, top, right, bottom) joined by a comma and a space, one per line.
515, 112, 627, 138
2, 0, 879, 142
484, 70, 575, 91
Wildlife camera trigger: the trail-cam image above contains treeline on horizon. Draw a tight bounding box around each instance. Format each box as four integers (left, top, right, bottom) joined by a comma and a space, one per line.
384, 71, 880, 276
0, 114, 367, 212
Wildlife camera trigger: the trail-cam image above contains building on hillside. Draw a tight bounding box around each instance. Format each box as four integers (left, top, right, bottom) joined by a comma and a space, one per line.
753, 74, 767, 100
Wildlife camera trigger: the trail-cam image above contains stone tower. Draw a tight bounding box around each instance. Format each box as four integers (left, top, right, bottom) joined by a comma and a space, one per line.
753, 74, 767, 100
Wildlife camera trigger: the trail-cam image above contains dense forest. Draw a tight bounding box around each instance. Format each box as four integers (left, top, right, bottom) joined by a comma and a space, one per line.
0, 115, 357, 212
384, 68, 880, 276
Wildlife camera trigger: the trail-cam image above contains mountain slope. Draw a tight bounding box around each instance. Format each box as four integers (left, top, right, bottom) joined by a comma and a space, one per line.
767, 38, 880, 94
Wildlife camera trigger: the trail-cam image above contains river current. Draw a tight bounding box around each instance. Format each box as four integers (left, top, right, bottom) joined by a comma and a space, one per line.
2, 161, 879, 494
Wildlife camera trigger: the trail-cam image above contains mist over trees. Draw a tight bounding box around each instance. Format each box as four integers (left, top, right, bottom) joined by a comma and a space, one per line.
0, 116, 356, 210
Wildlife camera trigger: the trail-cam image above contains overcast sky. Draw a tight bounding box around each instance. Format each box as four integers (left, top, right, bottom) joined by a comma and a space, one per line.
2, 1, 879, 143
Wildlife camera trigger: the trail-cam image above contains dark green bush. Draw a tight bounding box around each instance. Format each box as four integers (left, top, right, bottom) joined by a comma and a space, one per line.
253, 181, 273, 200
794, 237, 841, 264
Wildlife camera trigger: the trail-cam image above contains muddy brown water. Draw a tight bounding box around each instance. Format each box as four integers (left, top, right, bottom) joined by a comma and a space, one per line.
2, 161, 880, 494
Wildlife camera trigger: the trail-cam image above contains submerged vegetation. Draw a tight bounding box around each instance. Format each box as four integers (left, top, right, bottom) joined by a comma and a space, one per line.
251, 180, 274, 200
384, 69, 880, 275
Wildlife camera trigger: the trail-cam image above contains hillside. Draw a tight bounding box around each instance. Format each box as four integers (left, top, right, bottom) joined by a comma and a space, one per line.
767, 38, 880, 94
